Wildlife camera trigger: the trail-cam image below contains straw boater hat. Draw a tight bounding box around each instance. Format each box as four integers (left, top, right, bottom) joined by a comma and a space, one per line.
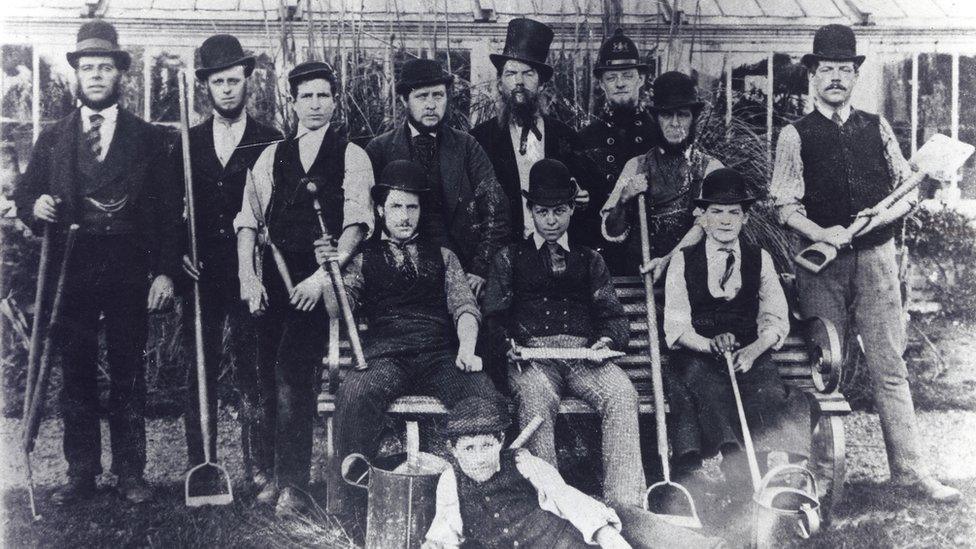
396, 58, 454, 96
439, 396, 512, 438
370, 159, 430, 203
489, 18, 555, 84
521, 158, 578, 207
195, 34, 255, 80
66, 20, 131, 71
801, 24, 865, 69
593, 28, 651, 77
649, 71, 704, 114
693, 168, 756, 207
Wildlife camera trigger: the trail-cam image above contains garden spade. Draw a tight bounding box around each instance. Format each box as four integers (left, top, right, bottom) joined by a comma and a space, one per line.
637, 194, 702, 529
178, 70, 233, 507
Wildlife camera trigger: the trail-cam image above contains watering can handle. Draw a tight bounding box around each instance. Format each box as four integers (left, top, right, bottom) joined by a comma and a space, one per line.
340, 453, 372, 490
758, 464, 819, 498
798, 503, 821, 539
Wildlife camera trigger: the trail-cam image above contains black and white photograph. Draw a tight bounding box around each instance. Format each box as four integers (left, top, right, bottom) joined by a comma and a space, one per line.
1, 1, 975, 547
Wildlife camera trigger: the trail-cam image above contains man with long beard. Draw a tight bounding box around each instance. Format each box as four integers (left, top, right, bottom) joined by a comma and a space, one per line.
15, 20, 183, 505
471, 18, 592, 247
578, 29, 656, 274
178, 34, 281, 494
365, 58, 509, 298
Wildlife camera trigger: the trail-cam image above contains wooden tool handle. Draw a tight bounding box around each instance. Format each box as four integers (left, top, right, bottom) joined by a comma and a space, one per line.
509, 416, 544, 449
328, 260, 367, 370
724, 352, 762, 492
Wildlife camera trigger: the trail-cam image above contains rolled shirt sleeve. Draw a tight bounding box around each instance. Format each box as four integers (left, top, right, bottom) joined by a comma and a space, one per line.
663, 251, 693, 349
757, 249, 790, 350
769, 124, 807, 227
342, 143, 375, 238
599, 156, 640, 243
424, 468, 465, 549
234, 143, 276, 234
878, 116, 915, 190
441, 247, 482, 327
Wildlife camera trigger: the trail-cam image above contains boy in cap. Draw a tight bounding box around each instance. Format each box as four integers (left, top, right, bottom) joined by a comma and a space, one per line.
325, 160, 500, 516
234, 60, 374, 514
663, 168, 809, 501
483, 158, 644, 508
424, 396, 725, 548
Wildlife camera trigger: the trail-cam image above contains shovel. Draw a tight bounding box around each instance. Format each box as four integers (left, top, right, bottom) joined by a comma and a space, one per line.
637, 194, 702, 529
178, 70, 233, 506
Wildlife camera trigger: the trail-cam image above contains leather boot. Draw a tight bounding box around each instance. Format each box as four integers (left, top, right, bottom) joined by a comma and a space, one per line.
51, 477, 97, 506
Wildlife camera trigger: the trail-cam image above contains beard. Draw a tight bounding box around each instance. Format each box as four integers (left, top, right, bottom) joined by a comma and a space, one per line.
653, 117, 698, 155
407, 109, 445, 134
499, 86, 541, 128
211, 96, 247, 120
78, 80, 122, 111
606, 98, 638, 119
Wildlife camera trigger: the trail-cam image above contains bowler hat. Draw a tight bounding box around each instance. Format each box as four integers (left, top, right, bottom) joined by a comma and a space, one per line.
196, 34, 255, 80
489, 18, 555, 83
439, 396, 512, 438
370, 159, 430, 203
649, 71, 704, 113
66, 20, 131, 71
801, 24, 865, 69
593, 28, 651, 76
288, 61, 336, 89
521, 158, 578, 207
693, 168, 756, 207
396, 58, 454, 96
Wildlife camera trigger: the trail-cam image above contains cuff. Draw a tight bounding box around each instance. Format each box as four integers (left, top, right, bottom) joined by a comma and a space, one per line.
454, 306, 482, 328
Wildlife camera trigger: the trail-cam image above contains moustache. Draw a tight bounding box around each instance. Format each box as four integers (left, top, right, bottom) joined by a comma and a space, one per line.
826, 84, 847, 91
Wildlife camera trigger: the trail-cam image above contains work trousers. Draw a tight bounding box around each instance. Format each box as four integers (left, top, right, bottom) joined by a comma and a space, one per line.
797, 238, 927, 481
57, 234, 149, 480
182, 273, 265, 472
507, 335, 645, 507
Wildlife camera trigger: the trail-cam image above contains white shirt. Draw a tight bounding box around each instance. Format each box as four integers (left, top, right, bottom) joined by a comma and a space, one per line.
80, 103, 119, 162
814, 101, 852, 124
408, 123, 436, 139
532, 231, 570, 253
212, 111, 247, 166
509, 117, 545, 238
296, 123, 331, 172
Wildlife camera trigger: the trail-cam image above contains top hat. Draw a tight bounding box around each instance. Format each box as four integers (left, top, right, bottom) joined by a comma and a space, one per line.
649, 71, 704, 113
801, 24, 865, 69
521, 158, 578, 207
593, 28, 651, 76
489, 18, 555, 83
370, 159, 430, 203
66, 20, 131, 71
196, 34, 255, 80
288, 61, 337, 89
396, 58, 454, 96
693, 168, 756, 206
438, 396, 512, 438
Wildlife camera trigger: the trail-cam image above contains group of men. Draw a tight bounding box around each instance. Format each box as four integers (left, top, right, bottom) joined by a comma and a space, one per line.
14, 13, 960, 545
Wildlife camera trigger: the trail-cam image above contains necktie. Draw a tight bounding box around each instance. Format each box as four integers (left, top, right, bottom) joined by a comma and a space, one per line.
518, 122, 542, 156
87, 113, 104, 160
719, 248, 735, 290
392, 241, 418, 280
412, 134, 437, 170
546, 241, 567, 275
831, 112, 843, 127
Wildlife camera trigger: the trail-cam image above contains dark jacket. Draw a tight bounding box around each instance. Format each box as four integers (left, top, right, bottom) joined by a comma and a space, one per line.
365, 121, 510, 279
470, 116, 598, 248
14, 107, 182, 278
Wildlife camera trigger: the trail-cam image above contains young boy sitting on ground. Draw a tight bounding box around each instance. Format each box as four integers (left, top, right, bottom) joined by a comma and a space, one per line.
423, 396, 724, 549
662, 168, 810, 503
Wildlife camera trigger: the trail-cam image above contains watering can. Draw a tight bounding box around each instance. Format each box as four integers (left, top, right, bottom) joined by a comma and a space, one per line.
752, 464, 821, 548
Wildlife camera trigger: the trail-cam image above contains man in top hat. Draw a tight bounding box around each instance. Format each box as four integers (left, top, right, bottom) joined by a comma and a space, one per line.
324, 160, 500, 516
769, 24, 960, 502
483, 159, 645, 508
14, 19, 182, 504
179, 33, 282, 492
578, 29, 657, 274
663, 168, 810, 505
234, 60, 375, 514
365, 58, 510, 298
471, 18, 594, 247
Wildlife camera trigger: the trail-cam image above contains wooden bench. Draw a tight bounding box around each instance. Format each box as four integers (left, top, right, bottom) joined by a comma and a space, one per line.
317, 276, 851, 516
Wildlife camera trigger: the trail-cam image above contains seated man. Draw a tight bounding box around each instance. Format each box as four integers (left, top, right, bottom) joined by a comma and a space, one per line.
483, 158, 644, 508
326, 160, 501, 514
663, 168, 810, 500
424, 396, 724, 549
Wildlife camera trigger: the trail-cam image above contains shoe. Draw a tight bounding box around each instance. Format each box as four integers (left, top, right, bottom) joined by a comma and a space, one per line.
256, 478, 278, 505
912, 477, 961, 504
275, 487, 308, 518
51, 477, 97, 506
118, 476, 154, 504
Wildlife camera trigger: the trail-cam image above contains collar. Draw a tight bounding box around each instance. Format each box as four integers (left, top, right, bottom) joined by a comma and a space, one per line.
407, 119, 436, 138
81, 103, 119, 123
815, 102, 852, 124
705, 237, 740, 258
214, 110, 246, 127
533, 231, 570, 252
510, 115, 543, 132
295, 122, 330, 141
381, 231, 420, 247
